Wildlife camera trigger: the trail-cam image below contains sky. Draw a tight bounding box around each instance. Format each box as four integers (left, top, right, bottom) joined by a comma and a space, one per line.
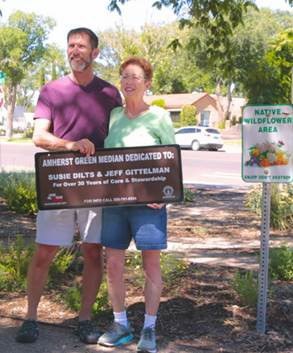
1, 0, 292, 49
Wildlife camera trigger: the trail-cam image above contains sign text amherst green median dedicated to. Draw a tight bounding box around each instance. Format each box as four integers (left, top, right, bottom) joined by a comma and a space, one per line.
242, 105, 293, 183
35, 145, 183, 210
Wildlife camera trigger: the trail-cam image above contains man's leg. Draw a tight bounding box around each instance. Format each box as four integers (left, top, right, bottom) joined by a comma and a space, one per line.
79, 242, 103, 320
26, 244, 59, 319
16, 244, 58, 343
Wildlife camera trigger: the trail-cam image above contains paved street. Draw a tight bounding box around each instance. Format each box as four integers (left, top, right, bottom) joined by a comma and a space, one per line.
0, 141, 245, 187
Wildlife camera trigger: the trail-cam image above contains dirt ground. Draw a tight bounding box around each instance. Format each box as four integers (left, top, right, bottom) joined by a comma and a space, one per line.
0, 187, 292, 353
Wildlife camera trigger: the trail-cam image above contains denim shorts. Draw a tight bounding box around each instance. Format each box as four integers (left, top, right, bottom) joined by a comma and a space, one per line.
101, 205, 167, 250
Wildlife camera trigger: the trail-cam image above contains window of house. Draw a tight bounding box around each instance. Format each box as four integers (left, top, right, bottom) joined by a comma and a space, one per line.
200, 111, 210, 126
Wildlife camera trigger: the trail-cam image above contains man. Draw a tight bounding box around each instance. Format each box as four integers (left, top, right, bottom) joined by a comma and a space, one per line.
16, 27, 122, 344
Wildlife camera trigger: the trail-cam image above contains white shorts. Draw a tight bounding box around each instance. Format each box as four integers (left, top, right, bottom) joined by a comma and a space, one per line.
36, 208, 102, 246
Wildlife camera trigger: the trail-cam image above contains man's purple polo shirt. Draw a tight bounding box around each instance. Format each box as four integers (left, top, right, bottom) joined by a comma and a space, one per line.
34, 75, 122, 148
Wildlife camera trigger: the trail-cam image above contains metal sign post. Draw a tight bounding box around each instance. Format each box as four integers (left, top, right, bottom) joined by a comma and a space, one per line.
256, 182, 271, 334
242, 104, 293, 334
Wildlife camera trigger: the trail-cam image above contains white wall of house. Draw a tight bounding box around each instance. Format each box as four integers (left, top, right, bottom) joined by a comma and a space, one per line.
0, 106, 33, 132
197, 103, 218, 127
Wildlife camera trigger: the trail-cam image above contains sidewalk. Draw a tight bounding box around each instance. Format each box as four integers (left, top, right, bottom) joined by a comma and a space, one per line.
166, 234, 293, 270
165, 193, 293, 270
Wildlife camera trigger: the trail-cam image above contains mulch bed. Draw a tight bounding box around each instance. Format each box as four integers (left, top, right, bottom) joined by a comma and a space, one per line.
0, 190, 292, 352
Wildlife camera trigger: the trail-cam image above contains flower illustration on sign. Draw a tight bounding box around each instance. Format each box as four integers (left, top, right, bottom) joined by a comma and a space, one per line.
245, 140, 289, 167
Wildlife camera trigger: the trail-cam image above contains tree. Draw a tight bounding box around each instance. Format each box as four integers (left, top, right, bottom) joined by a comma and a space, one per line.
105, 1, 292, 105
0, 11, 55, 138
241, 28, 293, 104
266, 29, 293, 103
108, 1, 256, 52
187, 7, 293, 112
97, 23, 212, 94
230, 9, 293, 104
107, 0, 256, 124
16, 44, 67, 111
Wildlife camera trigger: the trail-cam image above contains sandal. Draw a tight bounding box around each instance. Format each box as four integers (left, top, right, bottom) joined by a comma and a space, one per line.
15, 319, 39, 343
75, 320, 101, 344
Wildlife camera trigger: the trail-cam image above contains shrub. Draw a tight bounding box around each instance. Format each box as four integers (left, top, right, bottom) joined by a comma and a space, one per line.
269, 246, 293, 281
23, 127, 34, 139
0, 239, 76, 292
151, 98, 166, 108
231, 116, 238, 126
0, 171, 37, 214
173, 121, 181, 129
179, 105, 197, 126
217, 120, 226, 129
232, 270, 258, 307
244, 184, 293, 230
0, 236, 35, 291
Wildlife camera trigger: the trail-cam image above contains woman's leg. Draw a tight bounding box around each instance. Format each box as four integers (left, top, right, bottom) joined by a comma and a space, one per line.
98, 247, 134, 347
105, 247, 126, 312
142, 250, 162, 316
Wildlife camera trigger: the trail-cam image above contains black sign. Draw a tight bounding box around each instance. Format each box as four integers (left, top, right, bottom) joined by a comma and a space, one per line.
35, 145, 183, 210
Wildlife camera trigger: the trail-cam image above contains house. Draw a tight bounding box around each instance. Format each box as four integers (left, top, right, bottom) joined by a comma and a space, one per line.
144, 92, 246, 127
0, 105, 34, 133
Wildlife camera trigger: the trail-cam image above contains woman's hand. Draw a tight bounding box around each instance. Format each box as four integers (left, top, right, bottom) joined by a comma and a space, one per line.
147, 203, 165, 209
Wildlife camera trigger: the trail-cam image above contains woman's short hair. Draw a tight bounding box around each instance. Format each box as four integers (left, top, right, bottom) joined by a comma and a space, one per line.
119, 57, 153, 80
67, 27, 99, 49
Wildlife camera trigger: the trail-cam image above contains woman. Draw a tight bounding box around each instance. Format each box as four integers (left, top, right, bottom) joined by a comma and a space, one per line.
98, 57, 175, 353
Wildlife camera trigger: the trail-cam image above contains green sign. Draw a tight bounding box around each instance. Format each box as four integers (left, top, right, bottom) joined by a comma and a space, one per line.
242, 104, 293, 183
0, 71, 6, 85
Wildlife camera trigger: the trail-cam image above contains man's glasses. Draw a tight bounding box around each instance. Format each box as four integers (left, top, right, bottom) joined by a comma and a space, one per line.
120, 74, 145, 82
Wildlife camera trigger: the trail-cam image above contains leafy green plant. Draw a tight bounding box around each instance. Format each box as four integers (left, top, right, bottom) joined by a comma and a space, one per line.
125, 252, 188, 288
245, 184, 293, 230
0, 236, 35, 291
184, 187, 196, 202
160, 252, 188, 287
92, 281, 110, 314
232, 270, 258, 307
48, 247, 75, 286
0, 238, 77, 292
62, 280, 109, 315
269, 246, 293, 281
0, 171, 37, 214
63, 285, 81, 312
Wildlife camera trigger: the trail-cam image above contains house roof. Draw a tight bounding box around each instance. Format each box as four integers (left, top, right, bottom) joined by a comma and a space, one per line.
144, 92, 209, 109
144, 92, 246, 117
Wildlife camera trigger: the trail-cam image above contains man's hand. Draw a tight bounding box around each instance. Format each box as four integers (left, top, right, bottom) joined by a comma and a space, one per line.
33, 119, 95, 155
65, 138, 95, 156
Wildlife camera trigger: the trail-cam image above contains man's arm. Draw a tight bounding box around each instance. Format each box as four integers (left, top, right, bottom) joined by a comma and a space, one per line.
32, 118, 95, 155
